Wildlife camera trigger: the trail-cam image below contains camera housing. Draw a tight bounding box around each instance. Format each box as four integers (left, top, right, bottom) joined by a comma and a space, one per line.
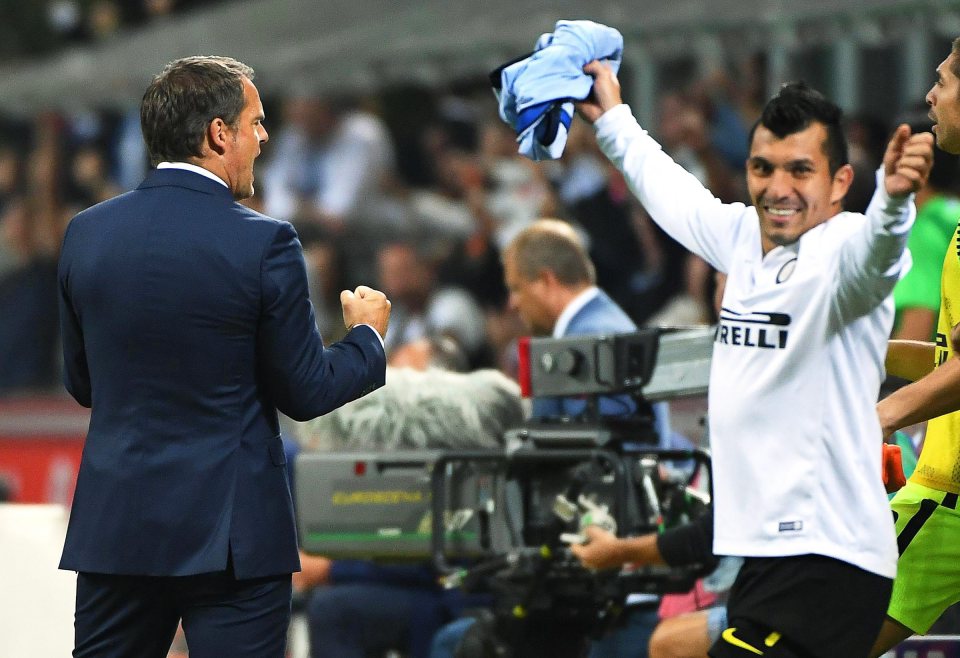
518, 329, 659, 397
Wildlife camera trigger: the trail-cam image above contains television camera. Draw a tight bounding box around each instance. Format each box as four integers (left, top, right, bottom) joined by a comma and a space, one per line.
295, 326, 715, 657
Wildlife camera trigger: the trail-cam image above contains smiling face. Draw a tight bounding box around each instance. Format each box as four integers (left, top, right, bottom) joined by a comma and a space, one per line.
926, 52, 960, 155
746, 122, 853, 255
222, 77, 268, 200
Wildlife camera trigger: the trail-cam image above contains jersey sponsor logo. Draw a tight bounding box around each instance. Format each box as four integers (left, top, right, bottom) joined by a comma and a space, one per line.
778, 520, 803, 532
721, 628, 764, 655
715, 308, 791, 349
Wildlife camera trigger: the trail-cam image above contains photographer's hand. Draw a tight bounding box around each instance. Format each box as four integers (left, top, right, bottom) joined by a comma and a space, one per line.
292, 551, 332, 592
570, 526, 666, 570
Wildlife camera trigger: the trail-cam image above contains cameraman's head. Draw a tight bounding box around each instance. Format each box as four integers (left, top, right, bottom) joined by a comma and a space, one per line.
502, 219, 596, 336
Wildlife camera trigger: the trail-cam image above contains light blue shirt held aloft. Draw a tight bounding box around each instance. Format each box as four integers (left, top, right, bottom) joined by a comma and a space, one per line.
493, 20, 622, 161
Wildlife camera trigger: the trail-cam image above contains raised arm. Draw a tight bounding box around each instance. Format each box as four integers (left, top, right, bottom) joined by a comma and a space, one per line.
577, 61, 748, 274
835, 128, 932, 317
257, 222, 388, 420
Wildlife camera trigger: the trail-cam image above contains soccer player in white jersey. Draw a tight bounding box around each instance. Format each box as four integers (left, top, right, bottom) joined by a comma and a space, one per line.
576, 62, 933, 656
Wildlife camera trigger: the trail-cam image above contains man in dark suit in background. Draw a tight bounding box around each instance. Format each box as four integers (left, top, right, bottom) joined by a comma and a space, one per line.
57, 55, 391, 658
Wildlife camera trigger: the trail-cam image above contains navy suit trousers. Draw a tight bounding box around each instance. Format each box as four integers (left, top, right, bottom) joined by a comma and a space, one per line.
74, 568, 292, 658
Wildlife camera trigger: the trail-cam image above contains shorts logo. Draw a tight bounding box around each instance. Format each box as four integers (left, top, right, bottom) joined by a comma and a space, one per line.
778, 520, 803, 532
721, 628, 763, 655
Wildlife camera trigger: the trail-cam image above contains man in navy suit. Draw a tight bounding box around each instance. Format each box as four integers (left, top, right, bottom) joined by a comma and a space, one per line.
57, 56, 391, 658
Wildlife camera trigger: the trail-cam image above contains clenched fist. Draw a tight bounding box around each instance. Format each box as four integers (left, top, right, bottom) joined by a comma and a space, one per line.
341, 285, 391, 339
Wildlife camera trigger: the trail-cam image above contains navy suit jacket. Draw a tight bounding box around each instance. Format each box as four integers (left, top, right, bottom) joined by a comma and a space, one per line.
531, 289, 638, 419
58, 169, 386, 579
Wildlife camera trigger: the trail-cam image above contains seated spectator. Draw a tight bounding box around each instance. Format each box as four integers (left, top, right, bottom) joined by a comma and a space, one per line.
0, 126, 68, 395
376, 238, 491, 369
259, 91, 406, 296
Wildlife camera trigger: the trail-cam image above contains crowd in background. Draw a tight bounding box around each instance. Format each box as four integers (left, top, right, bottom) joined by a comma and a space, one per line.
0, 0, 228, 60
2, 46, 958, 400
3, 9, 960, 658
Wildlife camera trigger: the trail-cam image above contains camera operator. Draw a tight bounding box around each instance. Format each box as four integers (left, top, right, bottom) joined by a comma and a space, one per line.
572, 513, 734, 658
431, 218, 688, 658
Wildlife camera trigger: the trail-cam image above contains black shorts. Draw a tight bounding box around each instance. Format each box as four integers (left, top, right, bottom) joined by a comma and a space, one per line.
708, 554, 892, 658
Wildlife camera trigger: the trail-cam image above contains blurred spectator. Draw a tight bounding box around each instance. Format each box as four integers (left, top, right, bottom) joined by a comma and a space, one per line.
36, 0, 227, 56
478, 120, 559, 249
686, 66, 754, 172
64, 142, 121, 211
558, 121, 669, 324
0, 113, 72, 395
135, 0, 177, 23
377, 239, 437, 353
46, 1, 85, 44
843, 112, 889, 214
113, 107, 149, 191
260, 92, 403, 239
376, 239, 490, 367
86, 0, 121, 42
409, 147, 488, 241
639, 91, 741, 327
410, 135, 509, 313
655, 91, 740, 203
0, 208, 59, 395
260, 92, 405, 295
304, 238, 352, 342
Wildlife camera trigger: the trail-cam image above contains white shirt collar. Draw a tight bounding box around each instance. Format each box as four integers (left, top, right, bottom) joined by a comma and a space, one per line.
553, 286, 599, 338
157, 161, 228, 189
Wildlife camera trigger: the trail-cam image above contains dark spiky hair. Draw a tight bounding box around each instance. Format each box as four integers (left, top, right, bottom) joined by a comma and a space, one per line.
748, 82, 848, 175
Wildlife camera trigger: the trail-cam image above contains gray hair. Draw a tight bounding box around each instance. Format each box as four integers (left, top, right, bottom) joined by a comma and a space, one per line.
295, 367, 525, 452
504, 218, 596, 286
